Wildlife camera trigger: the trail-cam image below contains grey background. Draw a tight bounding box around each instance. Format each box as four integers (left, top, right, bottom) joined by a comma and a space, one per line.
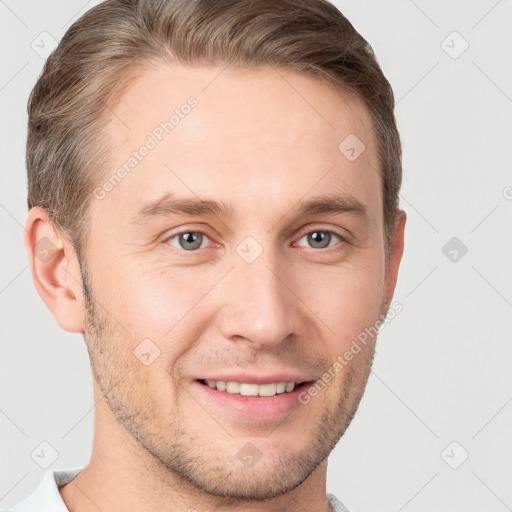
1, 1, 511, 511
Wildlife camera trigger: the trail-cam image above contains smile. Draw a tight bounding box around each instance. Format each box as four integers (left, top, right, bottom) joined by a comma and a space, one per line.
194, 379, 314, 418
199, 379, 307, 396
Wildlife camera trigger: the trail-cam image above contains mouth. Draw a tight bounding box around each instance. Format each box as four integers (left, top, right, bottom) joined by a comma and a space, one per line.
197, 378, 312, 396
193, 379, 315, 418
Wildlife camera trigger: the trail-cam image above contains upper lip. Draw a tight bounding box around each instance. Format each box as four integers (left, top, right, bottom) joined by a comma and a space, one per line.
196, 373, 316, 385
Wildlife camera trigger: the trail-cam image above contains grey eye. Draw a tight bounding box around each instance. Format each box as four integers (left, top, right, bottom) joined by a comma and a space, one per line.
297, 230, 341, 249
166, 231, 207, 251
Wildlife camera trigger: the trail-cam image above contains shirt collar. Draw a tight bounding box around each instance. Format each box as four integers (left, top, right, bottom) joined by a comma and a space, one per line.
8, 467, 84, 512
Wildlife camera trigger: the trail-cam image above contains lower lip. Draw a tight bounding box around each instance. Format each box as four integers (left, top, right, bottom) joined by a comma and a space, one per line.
192, 380, 313, 419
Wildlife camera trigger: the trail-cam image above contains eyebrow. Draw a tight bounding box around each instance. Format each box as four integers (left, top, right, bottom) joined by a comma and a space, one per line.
130, 192, 368, 225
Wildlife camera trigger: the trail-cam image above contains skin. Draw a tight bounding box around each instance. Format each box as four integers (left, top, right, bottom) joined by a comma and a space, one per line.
24, 64, 406, 512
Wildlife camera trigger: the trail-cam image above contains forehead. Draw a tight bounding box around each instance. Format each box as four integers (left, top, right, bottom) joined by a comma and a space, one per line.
94, 64, 381, 225
107, 64, 376, 148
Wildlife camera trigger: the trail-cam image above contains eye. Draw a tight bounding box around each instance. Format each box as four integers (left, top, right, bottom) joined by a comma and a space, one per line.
162, 227, 346, 254
164, 230, 211, 251
294, 229, 344, 250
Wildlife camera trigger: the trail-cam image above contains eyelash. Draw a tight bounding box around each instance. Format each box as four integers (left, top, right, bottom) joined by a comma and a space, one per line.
162, 227, 347, 254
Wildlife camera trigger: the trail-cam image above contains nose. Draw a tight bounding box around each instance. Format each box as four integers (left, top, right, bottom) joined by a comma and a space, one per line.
217, 249, 304, 349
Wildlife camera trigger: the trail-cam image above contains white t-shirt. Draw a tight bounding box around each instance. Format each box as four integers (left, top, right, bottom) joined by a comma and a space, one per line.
4, 468, 352, 512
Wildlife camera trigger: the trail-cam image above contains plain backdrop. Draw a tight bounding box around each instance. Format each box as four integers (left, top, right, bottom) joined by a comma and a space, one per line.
1, 1, 511, 511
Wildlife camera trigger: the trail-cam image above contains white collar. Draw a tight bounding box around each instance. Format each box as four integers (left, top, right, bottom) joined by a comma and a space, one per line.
6, 467, 84, 512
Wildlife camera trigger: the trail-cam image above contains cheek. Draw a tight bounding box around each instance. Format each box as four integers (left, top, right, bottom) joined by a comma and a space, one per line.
96, 243, 384, 358
119, 276, 190, 339
302, 258, 385, 349
103, 260, 213, 357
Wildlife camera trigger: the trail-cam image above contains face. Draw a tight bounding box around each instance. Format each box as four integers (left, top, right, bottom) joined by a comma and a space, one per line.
80, 64, 401, 501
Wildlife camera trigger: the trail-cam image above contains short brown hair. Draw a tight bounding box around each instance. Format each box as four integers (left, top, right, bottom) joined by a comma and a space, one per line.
27, 0, 402, 265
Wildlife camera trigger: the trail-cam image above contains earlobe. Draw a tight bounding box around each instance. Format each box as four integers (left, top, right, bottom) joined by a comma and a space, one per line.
23, 207, 85, 334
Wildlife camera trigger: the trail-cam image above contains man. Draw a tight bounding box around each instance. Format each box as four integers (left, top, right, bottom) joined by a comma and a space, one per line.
10, 0, 405, 510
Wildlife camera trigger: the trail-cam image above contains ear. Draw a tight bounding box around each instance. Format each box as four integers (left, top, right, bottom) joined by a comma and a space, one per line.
382, 209, 406, 312
23, 207, 85, 333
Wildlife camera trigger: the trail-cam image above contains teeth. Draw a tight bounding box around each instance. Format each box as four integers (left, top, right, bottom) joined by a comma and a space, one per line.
276, 382, 287, 394
226, 381, 240, 393
203, 380, 299, 396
